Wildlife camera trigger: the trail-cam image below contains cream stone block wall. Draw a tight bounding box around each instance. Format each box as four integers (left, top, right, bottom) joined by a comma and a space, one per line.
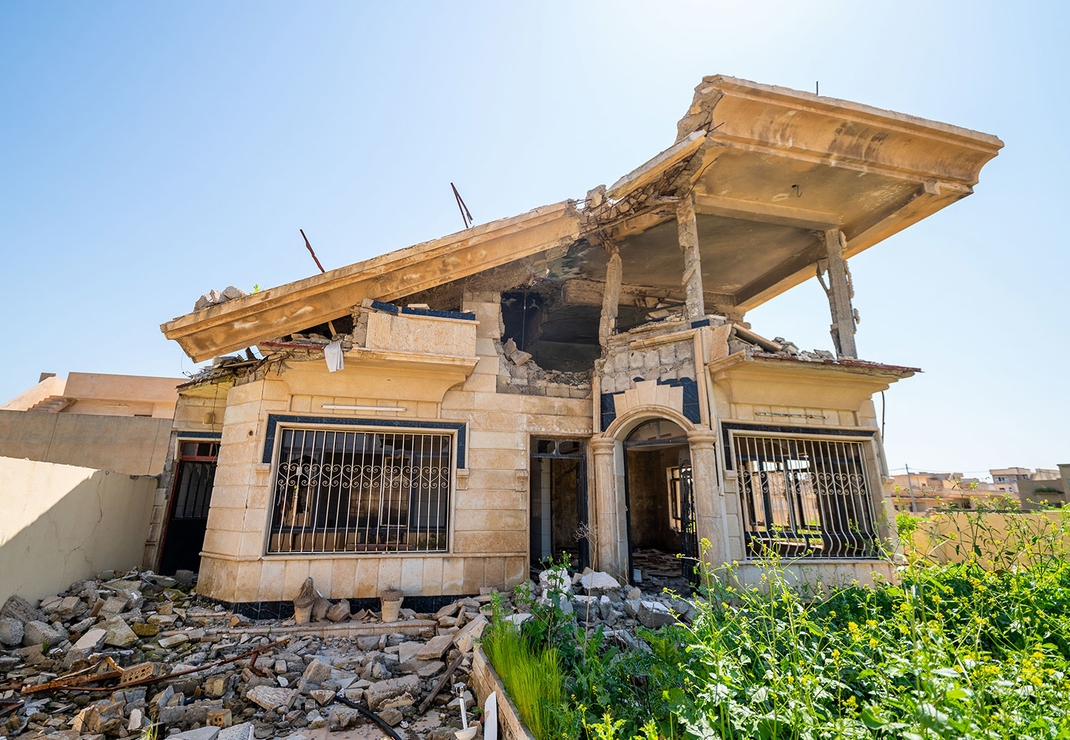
364, 311, 478, 357
192, 295, 591, 603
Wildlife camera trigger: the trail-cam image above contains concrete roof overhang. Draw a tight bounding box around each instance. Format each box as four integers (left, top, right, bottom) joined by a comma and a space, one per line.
162, 76, 1001, 362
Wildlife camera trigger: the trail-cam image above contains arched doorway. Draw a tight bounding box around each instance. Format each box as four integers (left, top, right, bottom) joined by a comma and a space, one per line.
623, 419, 698, 588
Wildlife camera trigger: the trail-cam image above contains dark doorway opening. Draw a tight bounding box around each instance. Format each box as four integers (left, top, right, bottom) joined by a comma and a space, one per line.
529, 438, 589, 574
623, 419, 697, 589
159, 440, 219, 575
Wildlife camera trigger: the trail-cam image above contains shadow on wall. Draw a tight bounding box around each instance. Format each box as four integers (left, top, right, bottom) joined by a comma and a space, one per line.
0, 457, 158, 605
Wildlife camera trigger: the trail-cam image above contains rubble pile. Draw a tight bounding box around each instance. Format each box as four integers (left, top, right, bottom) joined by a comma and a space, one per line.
0, 566, 693, 740
194, 287, 247, 312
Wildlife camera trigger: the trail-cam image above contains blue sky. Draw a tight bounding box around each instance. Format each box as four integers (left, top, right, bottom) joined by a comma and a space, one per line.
1, 1, 1066, 476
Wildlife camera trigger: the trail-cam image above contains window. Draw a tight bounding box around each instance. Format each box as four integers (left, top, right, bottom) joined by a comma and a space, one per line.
268, 427, 453, 554
731, 432, 878, 559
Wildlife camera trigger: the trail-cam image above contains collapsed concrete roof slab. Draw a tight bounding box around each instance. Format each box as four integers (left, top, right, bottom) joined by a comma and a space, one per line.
163, 202, 580, 362
163, 75, 1001, 362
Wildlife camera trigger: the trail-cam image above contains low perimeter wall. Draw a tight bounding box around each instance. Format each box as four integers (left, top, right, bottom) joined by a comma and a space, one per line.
0, 456, 158, 605
908, 511, 1070, 567
0, 409, 173, 476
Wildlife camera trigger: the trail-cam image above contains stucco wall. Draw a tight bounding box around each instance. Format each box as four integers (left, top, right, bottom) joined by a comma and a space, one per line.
0, 457, 158, 605
909, 511, 1070, 567
0, 410, 172, 475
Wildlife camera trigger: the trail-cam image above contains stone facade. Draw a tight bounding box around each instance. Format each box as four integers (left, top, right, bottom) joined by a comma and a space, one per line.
151, 75, 1001, 603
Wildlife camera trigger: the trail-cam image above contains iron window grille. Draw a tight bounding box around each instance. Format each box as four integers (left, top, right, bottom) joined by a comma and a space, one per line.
731, 432, 879, 559
268, 426, 453, 554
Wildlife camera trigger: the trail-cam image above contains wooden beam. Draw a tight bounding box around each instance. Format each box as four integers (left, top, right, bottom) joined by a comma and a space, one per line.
693, 193, 840, 231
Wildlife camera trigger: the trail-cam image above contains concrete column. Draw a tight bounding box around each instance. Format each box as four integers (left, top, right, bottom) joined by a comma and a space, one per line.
687, 429, 730, 567
598, 244, 622, 350
677, 194, 706, 321
590, 436, 624, 578
822, 229, 857, 359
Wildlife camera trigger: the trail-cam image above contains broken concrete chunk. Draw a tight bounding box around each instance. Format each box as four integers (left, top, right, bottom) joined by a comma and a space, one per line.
435, 602, 460, 619
73, 627, 107, 652
22, 619, 63, 647
158, 633, 190, 648
396, 640, 423, 664
417, 633, 453, 661
204, 676, 227, 699
246, 685, 297, 711
1, 594, 46, 624
131, 621, 160, 637
363, 673, 420, 711
579, 571, 621, 593
0, 616, 24, 646
379, 707, 404, 726
311, 597, 330, 622
217, 723, 255, 740
453, 614, 488, 653
309, 688, 336, 706
539, 567, 571, 593
328, 708, 361, 732
302, 658, 332, 684
168, 727, 221, 740
509, 349, 533, 365
637, 600, 676, 629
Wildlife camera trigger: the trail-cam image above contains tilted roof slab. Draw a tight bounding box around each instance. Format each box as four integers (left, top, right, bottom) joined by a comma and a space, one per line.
163, 76, 1001, 362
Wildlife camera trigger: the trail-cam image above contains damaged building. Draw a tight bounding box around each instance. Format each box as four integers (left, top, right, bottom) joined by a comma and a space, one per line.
150, 76, 1001, 605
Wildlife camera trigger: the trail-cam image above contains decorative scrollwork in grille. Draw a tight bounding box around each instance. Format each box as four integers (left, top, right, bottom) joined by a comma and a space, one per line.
268, 428, 453, 554
733, 433, 878, 559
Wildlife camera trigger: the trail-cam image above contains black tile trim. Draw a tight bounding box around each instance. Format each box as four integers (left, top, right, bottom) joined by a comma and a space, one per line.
369, 300, 475, 322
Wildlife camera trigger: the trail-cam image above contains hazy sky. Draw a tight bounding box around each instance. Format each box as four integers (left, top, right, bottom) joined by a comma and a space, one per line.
1, 2, 1066, 477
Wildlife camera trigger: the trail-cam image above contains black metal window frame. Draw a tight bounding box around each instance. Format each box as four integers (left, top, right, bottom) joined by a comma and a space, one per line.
725, 424, 882, 560
266, 421, 458, 556
170, 435, 220, 520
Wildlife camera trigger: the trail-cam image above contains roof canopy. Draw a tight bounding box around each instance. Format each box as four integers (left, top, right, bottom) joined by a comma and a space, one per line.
163, 76, 1001, 363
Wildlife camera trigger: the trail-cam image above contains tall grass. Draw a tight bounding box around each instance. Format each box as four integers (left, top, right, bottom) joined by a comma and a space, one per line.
481, 619, 572, 740
488, 512, 1070, 739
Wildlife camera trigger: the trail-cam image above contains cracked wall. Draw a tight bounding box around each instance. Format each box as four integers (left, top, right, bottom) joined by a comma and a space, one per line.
0, 457, 158, 605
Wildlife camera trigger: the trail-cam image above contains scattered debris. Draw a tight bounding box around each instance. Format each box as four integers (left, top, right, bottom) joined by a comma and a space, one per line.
0, 564, 691, 739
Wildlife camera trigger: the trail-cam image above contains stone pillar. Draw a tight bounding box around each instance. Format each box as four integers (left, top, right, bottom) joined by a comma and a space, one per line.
687, 429, 730, 567
590, 436, 624, 578
598, 244, 622, 350
821, 229, 857, 359
677, 194, 706, 321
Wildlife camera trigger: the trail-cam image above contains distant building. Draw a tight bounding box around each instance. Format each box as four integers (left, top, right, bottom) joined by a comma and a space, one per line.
0, 372, 183, 476
1018, 464, 1070, 509
989, 467, 1060, 494
890, 472, 1010, 513
0, 371, 181, 418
